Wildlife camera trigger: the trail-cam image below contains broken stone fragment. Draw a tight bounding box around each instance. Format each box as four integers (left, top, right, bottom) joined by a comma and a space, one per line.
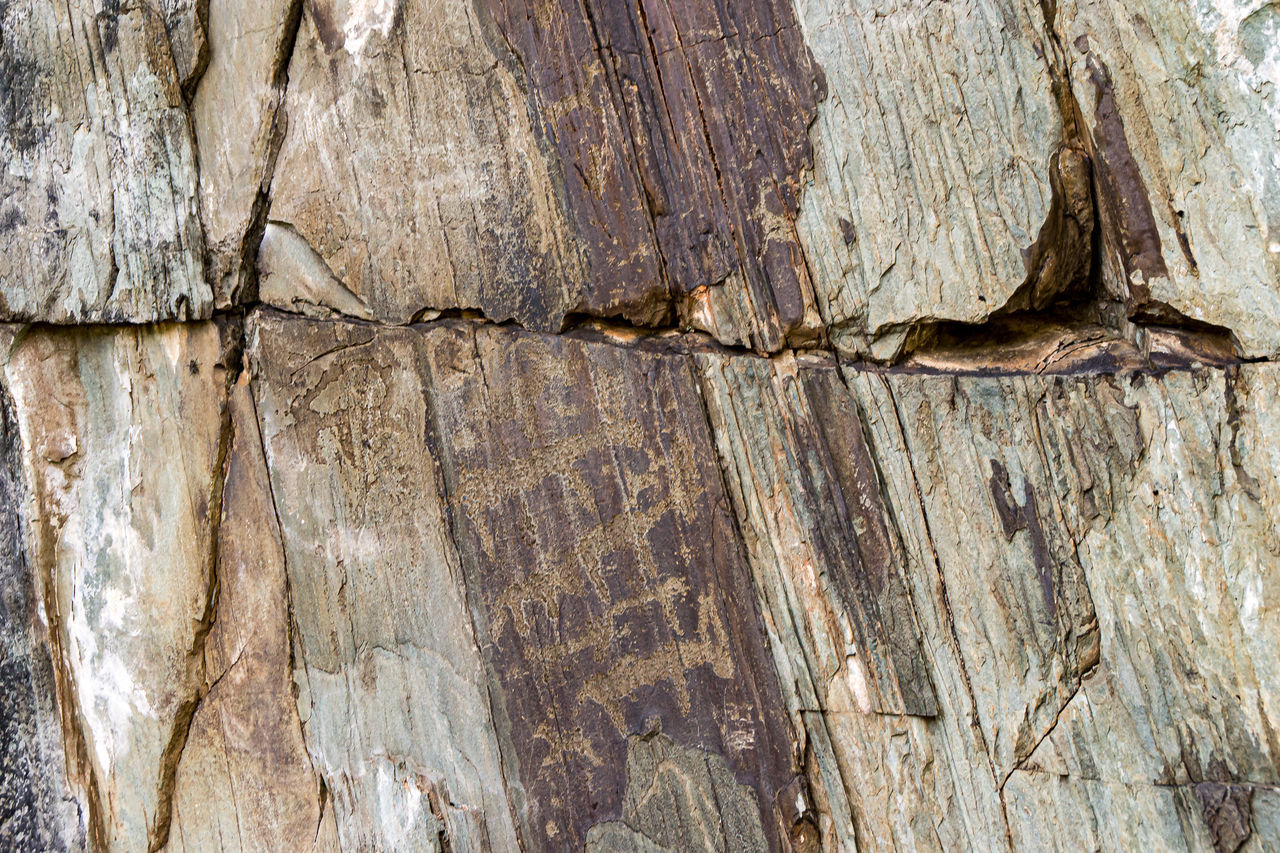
167, 381, 340, 853
190, 0, 300, 305
257, 222, 374, 320
795, 0, 1068, 355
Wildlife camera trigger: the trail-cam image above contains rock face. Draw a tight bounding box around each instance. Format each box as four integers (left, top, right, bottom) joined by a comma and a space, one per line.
794, 0, 1068, 354
1058, 0, 1280, 357
0, 1, 210, 321
267, 0, 589, 329
0, 0, 1277, 852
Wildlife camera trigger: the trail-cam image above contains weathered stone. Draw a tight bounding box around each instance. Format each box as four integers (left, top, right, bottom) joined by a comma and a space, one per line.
895, 318, 1241, 376
0, 376, 87, 852
157, 0, 209, 94
697, 352, 950, 851
244, 309, 809, 850
0, 1, 209, 322
167, 381, 340, 853
846, 371, 1103, 775
257, 221, 374, 320
3, 323, 231, 850
1003, 366, 1280, 849
3, 1, 1279, 850
1246, 788, 1280, 853
584, 733, 770, 853
267, 0, 588, 329
695, 352, 938, 720
190, 0, 299, 304
787, 364, 1278, 850
247, 311, 521, 853
421, 322, 806, 850
482, 0, 826, 349
794, 0, 1071, 355
1057, 0, 1280, 357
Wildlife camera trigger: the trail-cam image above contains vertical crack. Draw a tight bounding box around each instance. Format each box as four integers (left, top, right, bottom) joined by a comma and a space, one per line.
229, 0, 306, 307
145, 325, 242, 853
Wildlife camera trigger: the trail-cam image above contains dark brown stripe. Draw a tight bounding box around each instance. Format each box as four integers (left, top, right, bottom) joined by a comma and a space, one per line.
479, 0, 824, 345
422, 324, 802, 851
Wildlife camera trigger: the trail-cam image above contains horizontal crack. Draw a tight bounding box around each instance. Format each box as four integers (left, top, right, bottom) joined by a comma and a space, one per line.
214, 300, 1267, 377
1006, 768, 1280, 792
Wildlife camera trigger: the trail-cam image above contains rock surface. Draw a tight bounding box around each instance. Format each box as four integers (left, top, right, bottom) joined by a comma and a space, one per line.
481, 0, 826, 348
167, 381, 339, 853
793, 0, 1069, 355
1058, 0, 1280, 357
0, 369, 87, 851
266, 0, 589, 329
0, 0, 1277, 851
3, 322, 233, 850
249, 313, 520, 853
190, 0, 298, 305
0, 1, 210, 322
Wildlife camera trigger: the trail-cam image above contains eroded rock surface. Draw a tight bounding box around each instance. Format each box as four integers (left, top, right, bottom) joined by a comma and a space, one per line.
266, 0, 589, 330
482, 0, 826, 349
190, 0, 299, 305
1058, 0, 1280, 357
0, 0, 1277, 851
167, 382, 339, 853
249, 313, 520, 853
794, 0, 1069, 356
246, 310, 807, 851
0, 1, 209, 322
3, 322, 233, 851
0, 376, 86, 851
421, 321, 804, 849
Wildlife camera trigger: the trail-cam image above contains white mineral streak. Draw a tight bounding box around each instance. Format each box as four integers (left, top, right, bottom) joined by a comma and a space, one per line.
3, 325, 227, 851
343, 0, 400, 54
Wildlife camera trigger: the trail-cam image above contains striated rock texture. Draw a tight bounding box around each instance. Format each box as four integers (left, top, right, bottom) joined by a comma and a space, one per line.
793, 0, 1070, 355
0, 0, 1278, 852
1058, 0, 1280, 357
0, 1, 210, 322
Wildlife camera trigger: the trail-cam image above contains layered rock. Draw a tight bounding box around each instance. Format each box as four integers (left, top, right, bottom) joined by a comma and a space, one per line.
1, 322, 234, 850
793, 0, 1075, 356
248, 314, 519, 852
0, 1, 209, 321
481, 0, 826, 348
189, 0, 299, 305
166, 381, 339, 852
0, 0, 1277, 850
1057, 0, 1280, 357
0, 363, 87, 851
247, 311, 809, 851
265, 0, 589, 329
0, 312, 1275, 851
